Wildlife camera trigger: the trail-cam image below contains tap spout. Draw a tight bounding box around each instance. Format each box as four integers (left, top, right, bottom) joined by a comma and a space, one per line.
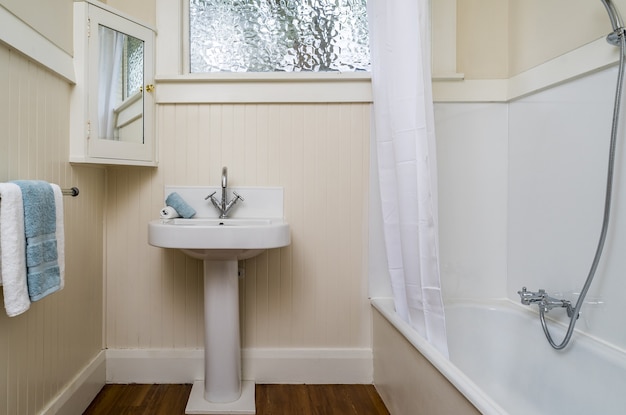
221, 166, 228, 213
205, 166, 244, 218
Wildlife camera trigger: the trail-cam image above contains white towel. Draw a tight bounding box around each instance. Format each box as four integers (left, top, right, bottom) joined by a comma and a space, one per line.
0, 183, 30, 316
160, 206, 181, 219
51, 184, 65, 291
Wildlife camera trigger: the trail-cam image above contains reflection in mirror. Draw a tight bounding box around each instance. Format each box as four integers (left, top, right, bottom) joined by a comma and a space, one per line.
98, 25, 144, 143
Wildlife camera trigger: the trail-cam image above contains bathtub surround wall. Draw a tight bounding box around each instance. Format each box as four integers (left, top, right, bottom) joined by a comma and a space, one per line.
435, 102, 509, 300
508, 66, 626, 349
435, 66, 626, 351
374, 54, 626, 415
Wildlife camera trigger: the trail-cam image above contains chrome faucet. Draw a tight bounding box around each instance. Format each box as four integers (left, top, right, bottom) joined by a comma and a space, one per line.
517, 287, 577, 318
205, 166, 244, 218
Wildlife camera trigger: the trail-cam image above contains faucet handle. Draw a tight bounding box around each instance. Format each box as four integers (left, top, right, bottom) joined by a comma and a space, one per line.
204, 191, 217, 200
518, 287, 532, 304
232, 191, 244, 202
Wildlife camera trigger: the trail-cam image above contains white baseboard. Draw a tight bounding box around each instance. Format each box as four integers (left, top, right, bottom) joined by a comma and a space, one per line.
243, 348, 373, 384
106, 349, 205, 383
106, 348, 373, 384
40, 351, 106, 415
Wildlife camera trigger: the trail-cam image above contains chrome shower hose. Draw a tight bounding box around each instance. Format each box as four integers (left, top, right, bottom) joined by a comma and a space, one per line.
540, 29, 626, 349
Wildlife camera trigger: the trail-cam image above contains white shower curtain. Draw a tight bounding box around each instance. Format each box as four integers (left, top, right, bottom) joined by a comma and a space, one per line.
98, 26, 124, 140
368, 0, 448, 356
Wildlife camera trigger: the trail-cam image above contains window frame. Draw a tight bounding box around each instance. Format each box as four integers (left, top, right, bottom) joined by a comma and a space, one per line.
155, 0, 372, 104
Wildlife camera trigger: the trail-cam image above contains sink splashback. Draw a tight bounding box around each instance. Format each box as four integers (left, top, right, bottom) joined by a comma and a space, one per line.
164, 186, 284, 218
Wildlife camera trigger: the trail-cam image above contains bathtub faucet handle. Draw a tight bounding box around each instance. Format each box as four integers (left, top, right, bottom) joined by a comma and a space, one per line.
518, 287, 542, 305
518, 286, 578, 318
517, 287, 549, 306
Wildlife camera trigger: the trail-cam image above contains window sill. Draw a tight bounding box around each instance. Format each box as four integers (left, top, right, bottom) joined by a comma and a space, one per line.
154, 72, 372, 104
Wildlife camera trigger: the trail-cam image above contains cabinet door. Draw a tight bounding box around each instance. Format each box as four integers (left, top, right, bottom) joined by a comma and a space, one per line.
71, 1, 156, 166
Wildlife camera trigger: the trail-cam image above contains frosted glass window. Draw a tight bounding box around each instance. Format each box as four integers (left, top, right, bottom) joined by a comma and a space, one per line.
189, 0, 370, 72
125, 36, 144, 97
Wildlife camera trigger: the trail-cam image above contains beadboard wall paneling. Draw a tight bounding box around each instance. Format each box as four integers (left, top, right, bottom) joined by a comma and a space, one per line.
105, 103, 371, 351
0, 45, 105, 415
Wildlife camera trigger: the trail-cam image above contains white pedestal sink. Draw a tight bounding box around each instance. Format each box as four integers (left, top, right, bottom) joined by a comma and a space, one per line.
148, 187, 289, 415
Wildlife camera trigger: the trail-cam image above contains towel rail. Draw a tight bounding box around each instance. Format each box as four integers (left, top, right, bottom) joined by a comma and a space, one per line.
61, 187, 80, 197
1, 185, 79, 198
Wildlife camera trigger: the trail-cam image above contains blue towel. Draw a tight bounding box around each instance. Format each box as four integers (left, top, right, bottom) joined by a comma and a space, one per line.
12, 180, 61, 301
165, 192, 196, 218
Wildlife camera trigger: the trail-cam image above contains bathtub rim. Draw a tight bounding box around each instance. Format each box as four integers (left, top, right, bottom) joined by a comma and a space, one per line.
371, 297, 509, 415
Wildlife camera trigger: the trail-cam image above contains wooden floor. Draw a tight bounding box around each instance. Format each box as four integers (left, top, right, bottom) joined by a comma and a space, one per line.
83, 383, 390, 415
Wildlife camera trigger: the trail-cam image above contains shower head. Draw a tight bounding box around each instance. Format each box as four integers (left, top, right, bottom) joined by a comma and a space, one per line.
601, 0, 624, 32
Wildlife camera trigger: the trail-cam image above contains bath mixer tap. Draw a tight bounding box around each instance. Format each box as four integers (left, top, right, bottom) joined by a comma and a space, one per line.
205, 166, 244, 218
517, 287, 577, 318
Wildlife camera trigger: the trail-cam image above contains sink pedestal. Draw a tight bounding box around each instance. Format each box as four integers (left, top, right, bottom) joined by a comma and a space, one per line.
148, 185, 291, 414
185, 259, 255, 415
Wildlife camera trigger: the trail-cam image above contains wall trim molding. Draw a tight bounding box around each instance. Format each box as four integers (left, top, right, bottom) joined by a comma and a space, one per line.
154, 73, 373, 104
0, 5, 75, 83
433, 37, 619, 103
154, 37, 616, 104
106, 347, 373, 384
39, 351, 106, 415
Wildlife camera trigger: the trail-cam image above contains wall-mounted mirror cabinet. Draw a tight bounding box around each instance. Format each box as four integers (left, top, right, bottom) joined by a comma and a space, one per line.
70, 0, 156, 166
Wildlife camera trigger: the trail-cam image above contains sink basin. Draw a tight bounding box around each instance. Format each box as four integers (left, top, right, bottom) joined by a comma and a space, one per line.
148, 217, 290, 260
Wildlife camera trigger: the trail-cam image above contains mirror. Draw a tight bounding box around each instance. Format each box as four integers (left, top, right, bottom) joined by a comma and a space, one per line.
70, 0, 156, 166
97, 25, 144, 143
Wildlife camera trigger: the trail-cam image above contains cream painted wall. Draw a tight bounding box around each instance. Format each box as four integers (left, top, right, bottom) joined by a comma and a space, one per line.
0, 44, 105, 414
508, 0, 615, 76
456, 0, 509, 79
105, 103, 371, 351
454, 0, 626, 79
97, 0, 373, 372
0, 0, 156, 57
104, 0, 156, 27
0, 0, 73, 54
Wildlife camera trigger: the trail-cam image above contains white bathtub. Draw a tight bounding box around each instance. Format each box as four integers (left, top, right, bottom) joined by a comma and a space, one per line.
372, 298, 626, 415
